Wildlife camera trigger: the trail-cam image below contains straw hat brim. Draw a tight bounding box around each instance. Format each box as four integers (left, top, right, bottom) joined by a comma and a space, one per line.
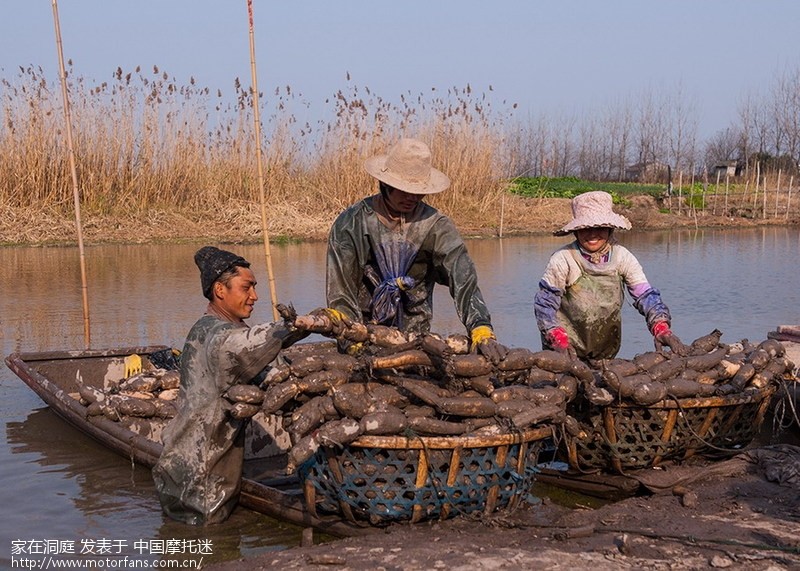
553, 213, 632, 236
364, 155, 450, 195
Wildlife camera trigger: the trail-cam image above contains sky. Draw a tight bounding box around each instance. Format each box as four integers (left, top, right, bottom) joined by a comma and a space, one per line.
1, 1, 799, 142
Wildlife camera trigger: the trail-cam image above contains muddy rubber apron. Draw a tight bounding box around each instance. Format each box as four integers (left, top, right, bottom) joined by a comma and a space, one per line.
558, 247, 624, 360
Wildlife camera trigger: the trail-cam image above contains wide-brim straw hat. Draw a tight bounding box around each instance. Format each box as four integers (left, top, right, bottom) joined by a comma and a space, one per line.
364, 138, 450, 195
554, 190, 632, 236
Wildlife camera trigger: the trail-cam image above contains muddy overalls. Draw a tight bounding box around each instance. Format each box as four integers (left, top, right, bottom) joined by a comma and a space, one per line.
555, 247, 624, 360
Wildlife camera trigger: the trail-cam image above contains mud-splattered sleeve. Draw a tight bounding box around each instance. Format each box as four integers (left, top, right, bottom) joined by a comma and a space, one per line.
534, 250, 572, 333
429, 216, 492, 333
217, 322, 307, 385
326, 204, 366, 323
616, 246, 671, 331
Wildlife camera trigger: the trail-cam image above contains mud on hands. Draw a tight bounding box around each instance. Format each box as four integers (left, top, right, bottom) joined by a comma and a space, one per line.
288, 306, 370, 343
470, 325, 509, 365
652, 321, 689, 356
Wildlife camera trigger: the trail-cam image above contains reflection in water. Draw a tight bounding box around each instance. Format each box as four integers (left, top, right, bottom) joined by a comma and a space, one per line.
1, 227, 798, 564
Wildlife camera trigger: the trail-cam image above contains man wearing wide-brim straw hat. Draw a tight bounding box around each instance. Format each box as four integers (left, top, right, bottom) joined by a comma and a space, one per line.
534, 190, 687, 359
324, 137, 507, 363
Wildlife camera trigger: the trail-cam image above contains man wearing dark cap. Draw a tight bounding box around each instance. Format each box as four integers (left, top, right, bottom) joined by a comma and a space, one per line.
152, 246, 308, 525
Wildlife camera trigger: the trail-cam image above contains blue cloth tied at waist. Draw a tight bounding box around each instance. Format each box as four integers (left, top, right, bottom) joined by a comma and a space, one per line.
368, 234, 420, 328
372, 274, 416, 326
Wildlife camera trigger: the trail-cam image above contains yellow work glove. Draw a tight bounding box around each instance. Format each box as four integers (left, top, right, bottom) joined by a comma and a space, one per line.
310, 307, 351, 337
345, 342, 365, 356
471, 325, 495, 345
321, 307, 347, 321
470, 325, 508, 365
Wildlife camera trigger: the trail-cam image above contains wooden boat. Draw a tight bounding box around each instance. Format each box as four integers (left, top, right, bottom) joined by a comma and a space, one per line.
4, 345, 374, 538
768, 326, 800, 369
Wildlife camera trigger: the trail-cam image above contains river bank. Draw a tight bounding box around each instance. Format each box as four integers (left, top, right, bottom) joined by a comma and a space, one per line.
2, 195, 796, 247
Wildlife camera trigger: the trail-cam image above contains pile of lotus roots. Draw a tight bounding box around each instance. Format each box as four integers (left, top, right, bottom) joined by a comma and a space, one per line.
76, 366, 180, 437
75, 308, 795, 475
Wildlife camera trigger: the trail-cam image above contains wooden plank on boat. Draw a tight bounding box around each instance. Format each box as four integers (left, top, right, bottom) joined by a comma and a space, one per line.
777, 325, 800, 337
768, 325, 800, 344
768, 332, 800, 344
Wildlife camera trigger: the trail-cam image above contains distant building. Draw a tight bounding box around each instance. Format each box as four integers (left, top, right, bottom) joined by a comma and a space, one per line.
624, 161, 670, 183
711, 160, 741, 179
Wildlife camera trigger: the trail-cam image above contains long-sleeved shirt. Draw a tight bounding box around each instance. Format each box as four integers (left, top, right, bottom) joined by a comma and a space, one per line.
326, 195, 492, 336
534, 241, 671, 356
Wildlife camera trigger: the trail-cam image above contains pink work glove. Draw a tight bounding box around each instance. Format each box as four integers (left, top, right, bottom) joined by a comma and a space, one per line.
547, 327, 577, 359
652, 321, 688, 356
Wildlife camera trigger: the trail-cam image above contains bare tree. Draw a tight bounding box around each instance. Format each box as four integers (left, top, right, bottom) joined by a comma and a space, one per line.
552, 113, 578, 177
576, 99, 634, 181
665, 83, 699, 174
771, 65, 800, 165
508, 66, 799, 185
514, 113, 553, 178
633, 89, 669, 168
606, 100, 633, 181
703, 126, 743, 168
578, 113, 602, 180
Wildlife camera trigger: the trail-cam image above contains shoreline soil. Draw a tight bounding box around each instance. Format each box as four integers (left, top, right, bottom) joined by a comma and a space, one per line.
2, 195, 797, 247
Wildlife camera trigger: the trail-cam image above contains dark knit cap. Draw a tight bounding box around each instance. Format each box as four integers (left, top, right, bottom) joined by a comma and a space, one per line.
194, 246, 250, 300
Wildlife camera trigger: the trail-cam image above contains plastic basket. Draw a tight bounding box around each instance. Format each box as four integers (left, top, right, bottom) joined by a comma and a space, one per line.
299, 426, 551, 526
563, 385, 776, 474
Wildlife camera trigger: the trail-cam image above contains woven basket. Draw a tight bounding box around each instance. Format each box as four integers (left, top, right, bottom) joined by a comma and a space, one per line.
563, 385, 776, 474
299, 426, 551, 526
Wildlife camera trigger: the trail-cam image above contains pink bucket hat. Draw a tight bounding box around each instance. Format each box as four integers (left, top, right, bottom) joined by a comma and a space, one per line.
554, 191, 632, 236
364, 138, 450, 195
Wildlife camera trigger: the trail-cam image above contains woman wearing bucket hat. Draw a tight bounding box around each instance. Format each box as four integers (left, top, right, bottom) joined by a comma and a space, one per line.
533, 191, 687, 360
325, 137, 507, 363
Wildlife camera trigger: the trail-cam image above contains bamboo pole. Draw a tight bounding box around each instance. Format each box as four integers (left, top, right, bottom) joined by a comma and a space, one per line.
701, 168, 708, 217
774, 169, 781, 218
753, 162, 760, 211
677, 171, 683, 215
246, 0, 279, 321
51, 0, 90, 349
724, 174, 730, 215
498, 192, 505, 239
713, 170, 720, 216
787, 176, 794, 221
692, 170, 700, 228
667, 165, 673, 212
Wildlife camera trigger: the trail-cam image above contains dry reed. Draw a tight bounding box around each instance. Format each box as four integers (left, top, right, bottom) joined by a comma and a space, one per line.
1, 66, 796, 245
0, 66, 519, 242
